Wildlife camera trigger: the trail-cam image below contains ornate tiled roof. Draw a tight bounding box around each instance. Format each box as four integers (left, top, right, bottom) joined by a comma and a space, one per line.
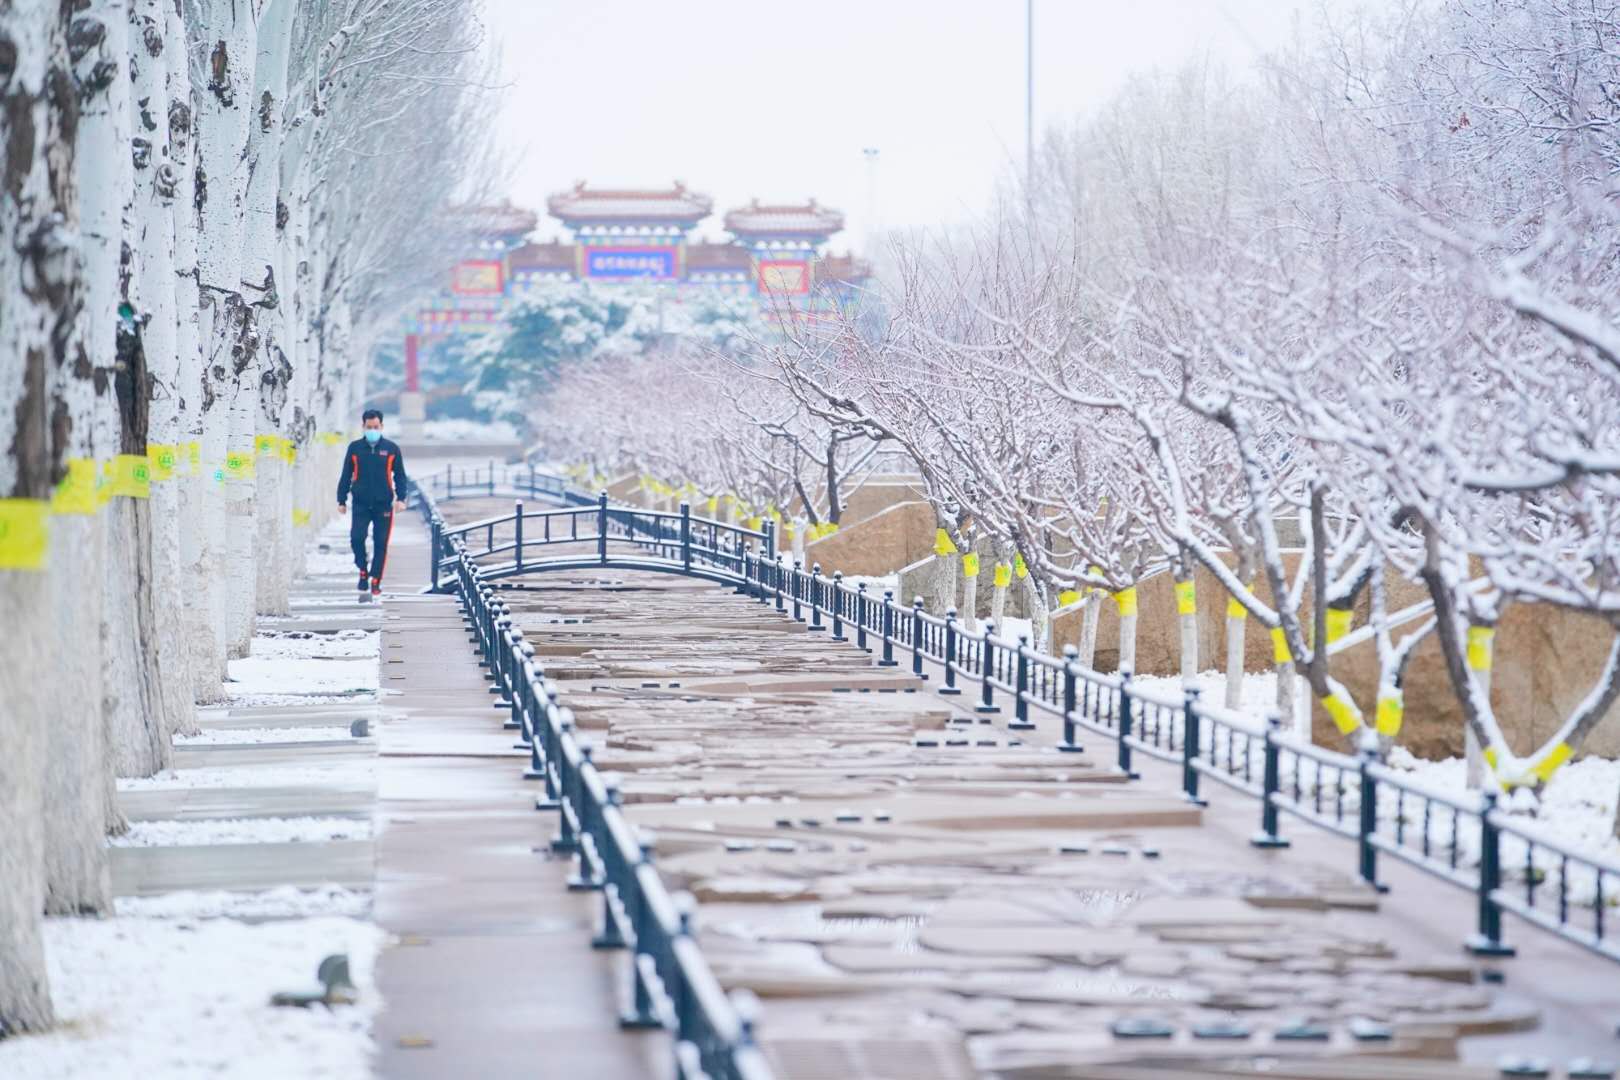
547, 181, 714, 224
507, 241, 576, 270
447, 202, 539, 238
724, 198, 845, 237
815, 253, 872, 284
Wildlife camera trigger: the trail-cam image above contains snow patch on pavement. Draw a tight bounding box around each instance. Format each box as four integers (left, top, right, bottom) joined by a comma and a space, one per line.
249, 629, 379, 660
111, 817, 373, 848
178, 726, 360, 746
114, 885, 373, 920
0, 916, 386, 1080
119, 760, 375, 792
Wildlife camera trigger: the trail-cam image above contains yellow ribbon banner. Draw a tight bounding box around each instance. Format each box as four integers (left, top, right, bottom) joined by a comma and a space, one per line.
1114, 586, 1138, 617
1326, 607, 1353, 644
51, 457, 99, 516
1321, 692, 1361, 735
1375, 694, 1404, 737
1531, 741, 1572, 783
1175, 580, 1196, 616
1014, 553, 1028, 579
962, 552, 981, 577
1271, 626, 1292, 664
147, 443, 178, 483
1466, 625, 1495, 672
105, 454, 151, 499
1058, 589, 1082, 607
933, 528, 958, 557
224, 449, 255, 481
0, 499, 49, 570
993, 562, 1012, 589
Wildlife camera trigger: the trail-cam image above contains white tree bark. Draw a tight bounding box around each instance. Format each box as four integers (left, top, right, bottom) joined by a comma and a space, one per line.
1224, 613, 1248, 709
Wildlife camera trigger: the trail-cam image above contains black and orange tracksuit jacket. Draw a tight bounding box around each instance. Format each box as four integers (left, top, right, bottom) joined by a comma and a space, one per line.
337, 436, 408, 509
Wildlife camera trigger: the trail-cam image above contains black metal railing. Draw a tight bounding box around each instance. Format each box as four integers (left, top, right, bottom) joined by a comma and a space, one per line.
415, 468, 1620, 979
418, 481, 774, 1080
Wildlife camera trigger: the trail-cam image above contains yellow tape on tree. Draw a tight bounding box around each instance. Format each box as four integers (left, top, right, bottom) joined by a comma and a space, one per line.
291, 508, 312, 527
1530, 742, 1572, 783
1226, 596, 1249, 619
748, 516, 764, 532
1321, 692, 1361, 735
0, 499, 49, 570
933, 528, 958, 557
281, 441, 297, 465
51, 457, 99, 516
1326, 607, 1353, 644
105, 454, 151, 499
147, 444, 178, 482
1466, 625, 1495, 672
1058, 589, 1081, 607
1114, 586, 1138, 617
1483, 744, 1500, 771
962, 552, 981, 577
1271, 626, 1292, 664
224, 449, 255, 481
256, 434, 280, 457
705, 496, 718, 515
1175, 580, 1196, 616
1375, 694, 1404, 736
1014, 553, 1027, 579
993, 562, 1012, 589
186, 442, 201, 475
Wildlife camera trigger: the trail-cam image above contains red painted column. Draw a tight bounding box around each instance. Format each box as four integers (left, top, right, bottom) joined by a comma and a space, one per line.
404, 333, 420, 392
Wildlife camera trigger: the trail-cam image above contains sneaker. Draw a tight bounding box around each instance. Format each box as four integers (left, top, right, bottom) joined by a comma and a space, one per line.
370, 579, 382, 598
357, 573, 369, 592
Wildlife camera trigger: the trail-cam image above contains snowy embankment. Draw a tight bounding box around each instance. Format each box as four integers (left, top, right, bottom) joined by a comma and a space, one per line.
1135, 670, 1620, 907
0, 527, 389, 1079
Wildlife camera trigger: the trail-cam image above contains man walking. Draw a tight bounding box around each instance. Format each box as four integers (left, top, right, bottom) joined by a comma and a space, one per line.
337, 408, 408, 600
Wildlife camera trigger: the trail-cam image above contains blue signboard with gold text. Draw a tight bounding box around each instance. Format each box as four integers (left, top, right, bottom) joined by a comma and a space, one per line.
585, 247, 677, 280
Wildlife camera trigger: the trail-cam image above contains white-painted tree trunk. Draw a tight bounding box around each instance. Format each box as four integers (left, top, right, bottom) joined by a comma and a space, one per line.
1078, 593, 1102, 669
1118, 612, 1139, 675
1224, 615, 1248, 709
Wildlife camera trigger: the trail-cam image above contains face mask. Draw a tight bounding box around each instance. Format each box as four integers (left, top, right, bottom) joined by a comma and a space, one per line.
364, 429, 381, 445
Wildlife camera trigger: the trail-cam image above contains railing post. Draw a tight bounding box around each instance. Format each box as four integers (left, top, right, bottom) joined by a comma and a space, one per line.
1357, 729, 1387, 892
764, 518, 776, 560
1182, 686, 1206, 805
514, 500, 524, 572
1252, 712, 1290, 848
488, 457, 495, 497
830, 572, 846, 641
1009, 635, 1034, 730
774, 557, 786, 613
430, 518, 441, 593
597, 491, 609, 565
940, 608, 961, 695
680, 501, 692, 575
1467, 790, 1516, 956
910, 597, 927, 680
855, 583, 869, 652
1116, 670, 1139, 778
808, 564, 826, 632
878, 590, 898, 667
792, 560, 804, 622
975, 622, 999, 714
447, 467, 454, 501
1057, 645, 1082, 752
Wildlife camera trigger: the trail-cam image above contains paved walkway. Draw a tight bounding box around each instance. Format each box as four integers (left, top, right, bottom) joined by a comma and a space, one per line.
417, 493, 1620, 1079
369, 512, 662, 1079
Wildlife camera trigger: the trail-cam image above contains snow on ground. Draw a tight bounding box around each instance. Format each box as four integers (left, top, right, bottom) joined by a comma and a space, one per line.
838, 573, 900, 596
0, 915, 386, 1080
226, 656, 378, 697
249, 629, 378, 660
418, 417, 519, 442
111, 817, 373, 848
114, 886, 372, 920
118, 760, 375, 792
177, 726, 361, 746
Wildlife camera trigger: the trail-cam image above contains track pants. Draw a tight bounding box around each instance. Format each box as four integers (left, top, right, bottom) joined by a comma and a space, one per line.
350, 501, 395, 583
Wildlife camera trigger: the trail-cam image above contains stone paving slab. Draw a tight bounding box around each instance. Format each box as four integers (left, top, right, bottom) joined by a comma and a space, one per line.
111, 840, 373, 896
118, 785, 376, 822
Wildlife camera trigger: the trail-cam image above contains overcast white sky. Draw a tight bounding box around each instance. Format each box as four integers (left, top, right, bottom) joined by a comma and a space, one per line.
482, 0, 1331, 253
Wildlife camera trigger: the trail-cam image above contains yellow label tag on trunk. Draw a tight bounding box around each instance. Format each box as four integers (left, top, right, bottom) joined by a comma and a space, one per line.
1014, 553, 1027, 579
1114, 586, 1138, 617
291, 508, 312, 527
1058, 589, 1081, 607
1375, 694, 1404, 736
187, 442, 201, 474
1271, 626, 1292, 664
51, 458, 99, 516
1326, 607, 1353, 644
281, 441, 297, 465
993, 562, 1012, 589
1226, 595, 1249, 619
1321, 692, 1361, 734
933, 528, 958, 556
256, 434, 280, 457
1529, 742, 1572, 783
147, 444, 177, 482
1175, 580, 1196, 615
962, 552, 980, 577
225, 450, 255, 481
106, 454, 152, 499
1466, 625, 1495, 671
0, 499, 49, 569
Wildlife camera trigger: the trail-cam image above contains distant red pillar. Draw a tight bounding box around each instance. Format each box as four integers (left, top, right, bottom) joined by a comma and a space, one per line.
404, 333, 420, 392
